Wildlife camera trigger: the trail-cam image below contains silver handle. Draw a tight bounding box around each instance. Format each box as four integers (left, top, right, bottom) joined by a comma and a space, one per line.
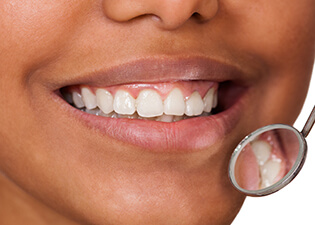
301, 105, 315, 138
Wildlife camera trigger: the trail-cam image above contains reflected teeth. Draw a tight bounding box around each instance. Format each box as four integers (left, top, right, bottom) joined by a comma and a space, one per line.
251, 140, 271, 166
260, 160, 281, 189
65, 86, 218, 122
250, 140, 282, 189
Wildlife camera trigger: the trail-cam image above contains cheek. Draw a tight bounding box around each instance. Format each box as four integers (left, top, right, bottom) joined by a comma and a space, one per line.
224, 0, 315, 66
0, 0, 90, 75
221, 0, 315, 126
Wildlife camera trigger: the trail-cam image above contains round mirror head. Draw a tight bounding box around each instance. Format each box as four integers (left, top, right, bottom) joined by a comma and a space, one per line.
229, 124, 307, 196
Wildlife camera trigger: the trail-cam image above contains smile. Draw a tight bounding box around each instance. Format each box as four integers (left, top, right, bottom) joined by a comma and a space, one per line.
61, 81, 218, 122
54, 56, 249, 152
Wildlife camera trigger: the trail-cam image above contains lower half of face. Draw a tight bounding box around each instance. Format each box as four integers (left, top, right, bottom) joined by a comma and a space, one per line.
0, 0, 314, 224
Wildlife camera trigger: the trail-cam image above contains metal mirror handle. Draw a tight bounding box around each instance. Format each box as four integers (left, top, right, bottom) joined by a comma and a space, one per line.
301, 106, 315, 138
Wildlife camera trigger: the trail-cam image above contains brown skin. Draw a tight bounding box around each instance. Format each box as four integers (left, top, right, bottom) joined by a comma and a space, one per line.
0, 0, 314, 225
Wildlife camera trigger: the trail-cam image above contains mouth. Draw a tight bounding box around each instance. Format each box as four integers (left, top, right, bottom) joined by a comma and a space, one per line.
54, 56, 249, 152
61, 80, 219, 122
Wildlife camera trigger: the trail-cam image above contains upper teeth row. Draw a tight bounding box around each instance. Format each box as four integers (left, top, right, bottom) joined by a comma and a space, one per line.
69, 87, 218, 118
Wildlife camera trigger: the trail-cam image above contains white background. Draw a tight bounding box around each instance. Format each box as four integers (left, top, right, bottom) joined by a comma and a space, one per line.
233, 67, 315, 225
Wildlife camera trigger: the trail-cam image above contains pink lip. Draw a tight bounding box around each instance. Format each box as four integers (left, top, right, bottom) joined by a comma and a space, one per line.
49, 55, 249, 89
75, 100, 244, 152
55, 56, 249, 152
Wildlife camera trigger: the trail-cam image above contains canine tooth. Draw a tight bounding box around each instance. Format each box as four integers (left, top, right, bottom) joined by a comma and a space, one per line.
72, 91, 84, 108
164, 88, 185, 116
96, 89, 114, 114
203, 88, 214, 112
156, 114, 174, 122
81, 87, 97, 109
212, 90, 218, 108
251, 140, 271, 166
185, 91, 204, 116
136, 89, 163, 117
260, 159, 281, 188
113, 90, 136, 115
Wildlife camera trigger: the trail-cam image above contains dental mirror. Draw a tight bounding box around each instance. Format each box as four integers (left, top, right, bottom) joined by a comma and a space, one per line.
229, 106, 315, 196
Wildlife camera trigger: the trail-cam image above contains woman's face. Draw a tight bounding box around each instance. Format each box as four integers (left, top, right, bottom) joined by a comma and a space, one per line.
0, 0, 314, 224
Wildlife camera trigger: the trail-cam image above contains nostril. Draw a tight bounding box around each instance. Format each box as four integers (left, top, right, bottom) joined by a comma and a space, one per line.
192, 12, 202, 20
190, 12, 208, 24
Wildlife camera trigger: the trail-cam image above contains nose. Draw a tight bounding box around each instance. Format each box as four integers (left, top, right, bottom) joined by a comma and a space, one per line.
103, 0, 218, 30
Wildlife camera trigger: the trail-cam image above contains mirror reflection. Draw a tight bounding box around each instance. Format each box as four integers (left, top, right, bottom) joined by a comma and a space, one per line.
234, 128, 299, 190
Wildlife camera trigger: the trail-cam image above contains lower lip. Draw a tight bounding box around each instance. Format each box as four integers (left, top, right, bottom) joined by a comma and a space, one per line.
63, 95, 245, 152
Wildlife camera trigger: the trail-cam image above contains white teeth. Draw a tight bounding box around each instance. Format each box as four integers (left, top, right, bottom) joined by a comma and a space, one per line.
136, 89, 163, 117
251, 140, 271, 166
113, 90, 136, 115
72, 91, 85, 108
70, 84, 219, 121
164, 88, 185, 116
81, 88, 97, 109
185, 91, 204, 116
96, 89, 114, 114
156, 114, 174, 122
203, 88, 214, 113
260, 159, 281, 189
250, 139, 281, 189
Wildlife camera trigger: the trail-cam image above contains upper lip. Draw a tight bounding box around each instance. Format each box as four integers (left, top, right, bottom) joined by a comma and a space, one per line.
54, 55, 250, 89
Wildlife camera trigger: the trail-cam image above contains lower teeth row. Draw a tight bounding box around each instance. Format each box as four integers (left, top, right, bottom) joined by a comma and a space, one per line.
82, 107, 211, 122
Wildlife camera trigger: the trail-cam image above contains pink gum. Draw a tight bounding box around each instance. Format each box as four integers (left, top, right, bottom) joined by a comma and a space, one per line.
74, 81, 217, 101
